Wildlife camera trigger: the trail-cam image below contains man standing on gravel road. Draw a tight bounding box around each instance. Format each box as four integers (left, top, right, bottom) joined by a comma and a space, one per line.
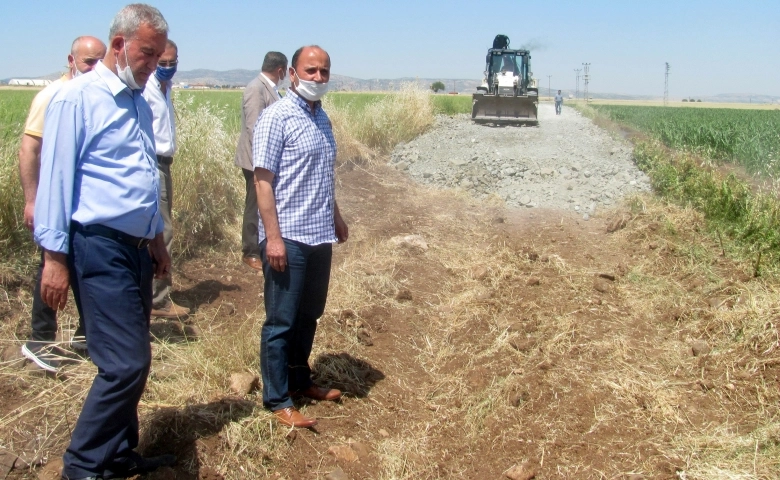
235, 51, 287, 271
34, 4, 176, 478
253, 45, 348, 428
18, 35, 106, 372
555, 89, 563, 115
142, 38, 191, 319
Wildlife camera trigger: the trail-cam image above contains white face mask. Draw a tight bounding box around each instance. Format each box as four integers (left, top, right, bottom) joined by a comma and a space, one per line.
72, 66, 83, 78
116, 41, 141, 90
293, 68, 328, 101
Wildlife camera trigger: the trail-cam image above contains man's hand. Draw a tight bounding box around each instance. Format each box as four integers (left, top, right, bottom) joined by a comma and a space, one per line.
41, 251, 69, 310
265, 236, 287, 272
335, 214, 349, 244
23, 202, 35, 231
148, 233, 171, 279
334, 203, 349, 244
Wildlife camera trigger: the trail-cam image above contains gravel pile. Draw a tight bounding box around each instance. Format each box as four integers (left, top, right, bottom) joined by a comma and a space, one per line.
389, 103, 651, 219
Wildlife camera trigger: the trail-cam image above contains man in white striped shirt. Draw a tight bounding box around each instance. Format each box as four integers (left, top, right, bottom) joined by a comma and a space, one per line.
142, 39, 190, 318
252, 45, 348, 428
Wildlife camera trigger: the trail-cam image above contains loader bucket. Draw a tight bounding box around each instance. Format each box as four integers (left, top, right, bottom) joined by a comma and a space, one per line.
472, 94, 538, 124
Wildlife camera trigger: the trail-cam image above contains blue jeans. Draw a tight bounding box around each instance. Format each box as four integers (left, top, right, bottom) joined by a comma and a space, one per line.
62, 228, 153, 479
260, 238, 332, 411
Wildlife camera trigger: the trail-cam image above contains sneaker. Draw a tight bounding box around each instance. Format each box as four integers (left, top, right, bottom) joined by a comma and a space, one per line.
21, 343, 70, 372
151, 301, 191, 318
70, 334, 88, 355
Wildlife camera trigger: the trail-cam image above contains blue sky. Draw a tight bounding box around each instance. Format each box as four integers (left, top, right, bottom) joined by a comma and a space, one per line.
2, 0, 778, 97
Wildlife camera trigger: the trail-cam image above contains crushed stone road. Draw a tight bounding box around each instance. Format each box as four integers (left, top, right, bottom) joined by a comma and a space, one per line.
389, 103, 651, 219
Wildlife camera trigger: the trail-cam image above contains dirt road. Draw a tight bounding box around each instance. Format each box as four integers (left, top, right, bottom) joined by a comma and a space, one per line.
2, 108, 777, 479
391, 103, 651, 215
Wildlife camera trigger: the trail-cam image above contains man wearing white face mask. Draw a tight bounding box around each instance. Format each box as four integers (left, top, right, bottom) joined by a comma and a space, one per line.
142, 39, 191, 319
253, 45, 348, 428
18, 35, 106, 372
35, 4, 175, 478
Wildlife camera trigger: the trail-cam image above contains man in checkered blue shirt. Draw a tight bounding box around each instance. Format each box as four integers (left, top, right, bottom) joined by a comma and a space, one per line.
253, 45, 348, 429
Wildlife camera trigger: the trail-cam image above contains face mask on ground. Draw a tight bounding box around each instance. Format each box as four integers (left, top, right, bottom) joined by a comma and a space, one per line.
155, 65, 177, 82
116, 42, 141, 90
293, 69, 328, 101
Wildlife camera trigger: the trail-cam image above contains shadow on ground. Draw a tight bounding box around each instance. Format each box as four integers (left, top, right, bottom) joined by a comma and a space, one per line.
311, 352, 385, 398
171, 280, 241, 311
139, 397, 256, 479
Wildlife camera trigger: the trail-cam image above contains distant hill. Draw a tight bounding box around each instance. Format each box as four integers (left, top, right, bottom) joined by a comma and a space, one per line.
2, 69, 777, 103
171, 69, 482, 93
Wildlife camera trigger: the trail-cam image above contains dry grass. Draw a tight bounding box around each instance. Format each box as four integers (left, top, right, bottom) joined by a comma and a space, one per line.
324, 83, 436, 165
170, 94, 244, 257
3, 179, 780, 478
2, 87, 780, 478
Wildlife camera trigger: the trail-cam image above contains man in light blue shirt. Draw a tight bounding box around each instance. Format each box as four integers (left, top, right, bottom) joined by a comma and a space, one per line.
34, 4, 176, 479
555, 89, 563, 115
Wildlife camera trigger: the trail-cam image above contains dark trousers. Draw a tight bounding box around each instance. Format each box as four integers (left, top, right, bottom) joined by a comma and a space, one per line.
152, 158, 173, 309
242, 168, 261, 259
29, 251, 85, 345
61, 228, 153, 479
260, 239, 332, 411
29, 252, 57, 343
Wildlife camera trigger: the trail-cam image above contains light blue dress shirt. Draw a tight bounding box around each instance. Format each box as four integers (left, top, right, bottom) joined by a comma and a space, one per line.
34, 61, 163, 254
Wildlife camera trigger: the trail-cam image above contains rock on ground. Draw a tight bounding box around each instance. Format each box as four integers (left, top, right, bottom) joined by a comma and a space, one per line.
389, 104, 651, 214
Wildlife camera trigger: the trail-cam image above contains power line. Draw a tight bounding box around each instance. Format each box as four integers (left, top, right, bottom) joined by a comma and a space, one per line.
664, 62, 670, 106
582, 63, 591, 103
547, 75, 552, 98
574, 68, 581, 100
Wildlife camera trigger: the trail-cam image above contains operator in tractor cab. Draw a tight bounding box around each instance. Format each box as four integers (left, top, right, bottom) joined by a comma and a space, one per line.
502, 54, 517, 75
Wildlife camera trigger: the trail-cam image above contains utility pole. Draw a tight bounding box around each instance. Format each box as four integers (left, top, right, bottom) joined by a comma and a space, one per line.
664, 62, 670, 106
582, 63, 591, 103
574, 68, 581, 100
547, 75, 552, 98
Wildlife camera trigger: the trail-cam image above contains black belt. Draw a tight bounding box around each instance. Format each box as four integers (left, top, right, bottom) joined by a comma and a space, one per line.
73, 222, 151, 249
157, 155, 173, 165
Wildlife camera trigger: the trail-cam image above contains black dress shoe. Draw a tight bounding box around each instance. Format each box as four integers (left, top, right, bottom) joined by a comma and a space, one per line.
104, 454, 177, 479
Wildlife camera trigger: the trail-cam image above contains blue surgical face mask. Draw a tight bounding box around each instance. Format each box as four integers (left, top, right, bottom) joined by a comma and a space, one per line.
155, 64, 177, 82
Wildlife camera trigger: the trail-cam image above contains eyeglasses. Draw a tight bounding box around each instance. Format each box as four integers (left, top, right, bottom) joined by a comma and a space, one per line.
158, 60, 178, 67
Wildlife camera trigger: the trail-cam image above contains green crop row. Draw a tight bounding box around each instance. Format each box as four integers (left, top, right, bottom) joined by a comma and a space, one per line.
592, 105, 780, 176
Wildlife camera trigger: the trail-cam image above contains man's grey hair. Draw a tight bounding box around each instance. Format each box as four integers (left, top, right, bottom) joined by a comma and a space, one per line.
261, 52, 287, 73
109, 3, 168, 40
166, 39, 178, 51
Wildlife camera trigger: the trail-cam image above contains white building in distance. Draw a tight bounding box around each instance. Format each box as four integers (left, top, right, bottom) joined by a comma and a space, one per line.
8, 79, 51, 86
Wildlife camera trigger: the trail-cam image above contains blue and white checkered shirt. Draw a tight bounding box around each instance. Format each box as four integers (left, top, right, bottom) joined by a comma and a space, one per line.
252, 90, 338, 246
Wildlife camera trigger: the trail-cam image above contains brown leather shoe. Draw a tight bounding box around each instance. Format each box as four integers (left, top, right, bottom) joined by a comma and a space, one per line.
273, 407, 317, 428
294, 385, 342, 401
243, 256, 263, 271
151, 301, 191, 318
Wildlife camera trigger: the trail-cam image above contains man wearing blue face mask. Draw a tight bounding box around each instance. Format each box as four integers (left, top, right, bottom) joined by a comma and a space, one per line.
142, 39, 191, 319
253, 45, 348, 428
